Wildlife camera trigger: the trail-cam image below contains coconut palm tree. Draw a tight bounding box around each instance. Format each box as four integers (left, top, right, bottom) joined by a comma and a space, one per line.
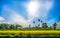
38, 19, 43, 28
38, 19, 40, 27
41, 20, 43, 23
38, 19, 40, 22
33, 21, 35, 26
33, 21, 35, 24
33, 21, 35, 28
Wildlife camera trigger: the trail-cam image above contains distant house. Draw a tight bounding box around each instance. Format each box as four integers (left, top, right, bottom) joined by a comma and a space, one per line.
56, 21, 60, 29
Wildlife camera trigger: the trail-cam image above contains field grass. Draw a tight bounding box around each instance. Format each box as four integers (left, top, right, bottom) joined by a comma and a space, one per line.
0, 30, 60, 35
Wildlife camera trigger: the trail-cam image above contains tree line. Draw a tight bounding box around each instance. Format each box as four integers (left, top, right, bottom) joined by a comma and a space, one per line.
0, 19, 59, 30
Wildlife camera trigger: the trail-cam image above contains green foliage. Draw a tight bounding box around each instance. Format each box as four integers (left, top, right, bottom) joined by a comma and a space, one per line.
0, 19, 59, 30
53, 23, 57, 30
42, 23, 48, 29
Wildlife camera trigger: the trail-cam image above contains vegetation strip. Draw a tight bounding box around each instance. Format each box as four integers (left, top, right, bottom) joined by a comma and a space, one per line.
0, 30, 60, 35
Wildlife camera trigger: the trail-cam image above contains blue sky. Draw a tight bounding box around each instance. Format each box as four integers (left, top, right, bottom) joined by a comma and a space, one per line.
0, 0, 60, 27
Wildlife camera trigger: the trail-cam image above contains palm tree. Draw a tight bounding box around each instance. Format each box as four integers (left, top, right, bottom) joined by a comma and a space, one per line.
38, 19, 40, 22
53, 23, 57, 30
37, 24, 40, 29
38, 19, 40, 27
29, 24, 31, 28
4, 23, 9, 29
16, 24, 18, 29
10, 24, 14, 30
33, 21, 35, 26
33, 21, 35, 28
41, 20, 43, 23
38, 19, 43, 28
50, 26, 53, 29
15, 24, 22, 29
0, 24, 3, 29
33, 21, 35, 24
42, 23, 48, 29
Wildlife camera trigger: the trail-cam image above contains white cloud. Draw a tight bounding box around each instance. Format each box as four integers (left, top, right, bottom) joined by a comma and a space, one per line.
2, 5, 29, 27
1, 0, 54, 27
0, 17, 5, 21
10, 12, 29, 27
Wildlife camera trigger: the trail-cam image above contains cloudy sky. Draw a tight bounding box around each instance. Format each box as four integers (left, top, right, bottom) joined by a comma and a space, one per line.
0, 0, 60, 27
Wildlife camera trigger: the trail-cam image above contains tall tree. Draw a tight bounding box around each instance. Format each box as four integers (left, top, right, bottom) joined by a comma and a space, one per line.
33, 21, 35, 25
38, 19, 40, 22
29, 24, 31, 28
10, 24, 14, 30
0, 24, 3, 29
33, 21, 35, 24
16, 24, 22, 29
53, 23, 57, 30
50, 26, 53, 29
42, 23, 48, 29
38, 19, 40, 27
33, 21, 36, 28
